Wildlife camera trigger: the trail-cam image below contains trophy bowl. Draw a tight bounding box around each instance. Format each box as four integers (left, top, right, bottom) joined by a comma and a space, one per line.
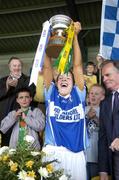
46, 14, 72, 58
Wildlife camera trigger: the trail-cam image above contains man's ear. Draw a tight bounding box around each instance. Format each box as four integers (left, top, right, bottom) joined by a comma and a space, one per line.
101, 95, 105, 101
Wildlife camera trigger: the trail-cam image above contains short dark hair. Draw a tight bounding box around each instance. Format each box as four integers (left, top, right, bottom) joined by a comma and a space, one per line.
16, 87, 32, 99
101, 60, 119, 71
56, 70, 75, 85
8, 56, 23, 66
86, 61, 95, 67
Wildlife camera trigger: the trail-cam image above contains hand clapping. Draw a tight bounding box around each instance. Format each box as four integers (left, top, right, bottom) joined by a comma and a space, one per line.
110, 138, 119, 152
6, 76, 18, 89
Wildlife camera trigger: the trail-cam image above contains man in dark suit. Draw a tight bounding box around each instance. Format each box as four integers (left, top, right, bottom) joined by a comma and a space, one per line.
99, 60, 119, 180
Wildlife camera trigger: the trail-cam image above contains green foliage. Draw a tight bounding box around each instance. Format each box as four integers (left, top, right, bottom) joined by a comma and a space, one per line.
0, 140, 65, 180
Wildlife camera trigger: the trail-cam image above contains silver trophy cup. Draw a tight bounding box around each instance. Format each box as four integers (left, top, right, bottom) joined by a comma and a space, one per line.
46, 14, 72, 58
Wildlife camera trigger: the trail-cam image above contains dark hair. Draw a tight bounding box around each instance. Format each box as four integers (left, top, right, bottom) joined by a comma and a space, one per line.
56, 70, 75, 85
86, 61, 95, 67
101, 60, 119, 71
8, 56, 23, 66
16, 87, 32, 99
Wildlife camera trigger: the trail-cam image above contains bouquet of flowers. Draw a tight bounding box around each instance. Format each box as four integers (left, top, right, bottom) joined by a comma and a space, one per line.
0, 135, 68, 180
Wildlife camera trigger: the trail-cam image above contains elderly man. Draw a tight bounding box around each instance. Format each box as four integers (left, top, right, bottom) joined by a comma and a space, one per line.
99, 60, 119, 180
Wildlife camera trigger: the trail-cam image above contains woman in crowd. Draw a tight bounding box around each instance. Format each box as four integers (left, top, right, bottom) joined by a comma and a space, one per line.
42, 22, 88, 180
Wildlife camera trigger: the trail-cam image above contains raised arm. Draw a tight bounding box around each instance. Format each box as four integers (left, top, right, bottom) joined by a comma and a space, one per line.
43, 54, 53, 89
72, 22, 84, 90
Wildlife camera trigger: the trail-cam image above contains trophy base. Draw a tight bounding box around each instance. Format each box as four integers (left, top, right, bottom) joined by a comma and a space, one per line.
46, 36, 66, 58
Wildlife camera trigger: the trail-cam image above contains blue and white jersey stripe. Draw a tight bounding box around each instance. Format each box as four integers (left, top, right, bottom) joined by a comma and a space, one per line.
44, 83, 88, 152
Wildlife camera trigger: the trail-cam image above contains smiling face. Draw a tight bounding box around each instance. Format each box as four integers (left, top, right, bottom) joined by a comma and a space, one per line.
16, 91, 32, 109
86, 65, 95, 75
57, 72, 73, 96
102, 63, 119, 91
9, 59, 22, 77
88, 86, 105, 106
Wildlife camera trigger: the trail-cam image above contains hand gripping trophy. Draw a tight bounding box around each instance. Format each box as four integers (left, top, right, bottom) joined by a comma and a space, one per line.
46, 15, 72, 58
29, 15, 74, 102
46, 14, 74, 74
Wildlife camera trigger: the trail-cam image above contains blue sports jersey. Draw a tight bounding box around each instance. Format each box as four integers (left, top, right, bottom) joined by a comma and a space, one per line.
44, 83, 88, 153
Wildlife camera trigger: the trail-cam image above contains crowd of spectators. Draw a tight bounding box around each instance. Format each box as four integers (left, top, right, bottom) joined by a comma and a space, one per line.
0, 21, 119, 180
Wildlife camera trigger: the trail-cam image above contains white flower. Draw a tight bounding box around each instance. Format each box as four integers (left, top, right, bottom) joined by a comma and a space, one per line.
38, 167, 49, 178
9, 148, 16, 155
42, 147, 49, 155
24, 135, 35, 144
25, 177, 35, 180
17, 170, 27, 180
0, 146, 9, 155
9, 160, 14, 166
59, 175, 68, 180
17, 170, 35, 180
31, 151, 40, 156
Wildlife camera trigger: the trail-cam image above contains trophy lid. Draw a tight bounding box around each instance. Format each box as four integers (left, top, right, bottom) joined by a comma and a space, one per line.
49, 14, 72, 29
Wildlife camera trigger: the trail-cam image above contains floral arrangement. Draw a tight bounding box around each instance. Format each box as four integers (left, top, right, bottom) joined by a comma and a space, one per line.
0, 135, 68, 180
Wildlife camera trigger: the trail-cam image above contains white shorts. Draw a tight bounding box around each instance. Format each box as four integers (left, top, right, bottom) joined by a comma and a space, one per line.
42, 145, 87, 180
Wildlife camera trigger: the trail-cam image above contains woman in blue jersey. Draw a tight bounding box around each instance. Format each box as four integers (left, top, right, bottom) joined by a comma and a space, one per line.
43, 22, 88, 180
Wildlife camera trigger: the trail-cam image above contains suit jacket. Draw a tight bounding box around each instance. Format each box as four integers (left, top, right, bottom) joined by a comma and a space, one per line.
98, 93, 113, 175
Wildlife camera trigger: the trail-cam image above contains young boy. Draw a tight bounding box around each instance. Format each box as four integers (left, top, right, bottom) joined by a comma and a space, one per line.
85, 84, 105, 179
0, 88, 45, 150
84, 62, 97, 92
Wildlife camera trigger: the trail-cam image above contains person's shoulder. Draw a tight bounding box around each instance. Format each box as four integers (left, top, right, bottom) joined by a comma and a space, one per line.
21, 73, 29, 79
30, 107, 45, 118
7, 110, 16, 117
100, 93, 112, 106
45, 82, 55, 95
0, 75, 8, 81
30, 107, 43, 113
83, 74, 88, 79
90, 74, 97, 79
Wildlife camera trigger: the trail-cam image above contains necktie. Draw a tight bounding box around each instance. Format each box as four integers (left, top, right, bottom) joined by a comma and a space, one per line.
112, 91, 119, 139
